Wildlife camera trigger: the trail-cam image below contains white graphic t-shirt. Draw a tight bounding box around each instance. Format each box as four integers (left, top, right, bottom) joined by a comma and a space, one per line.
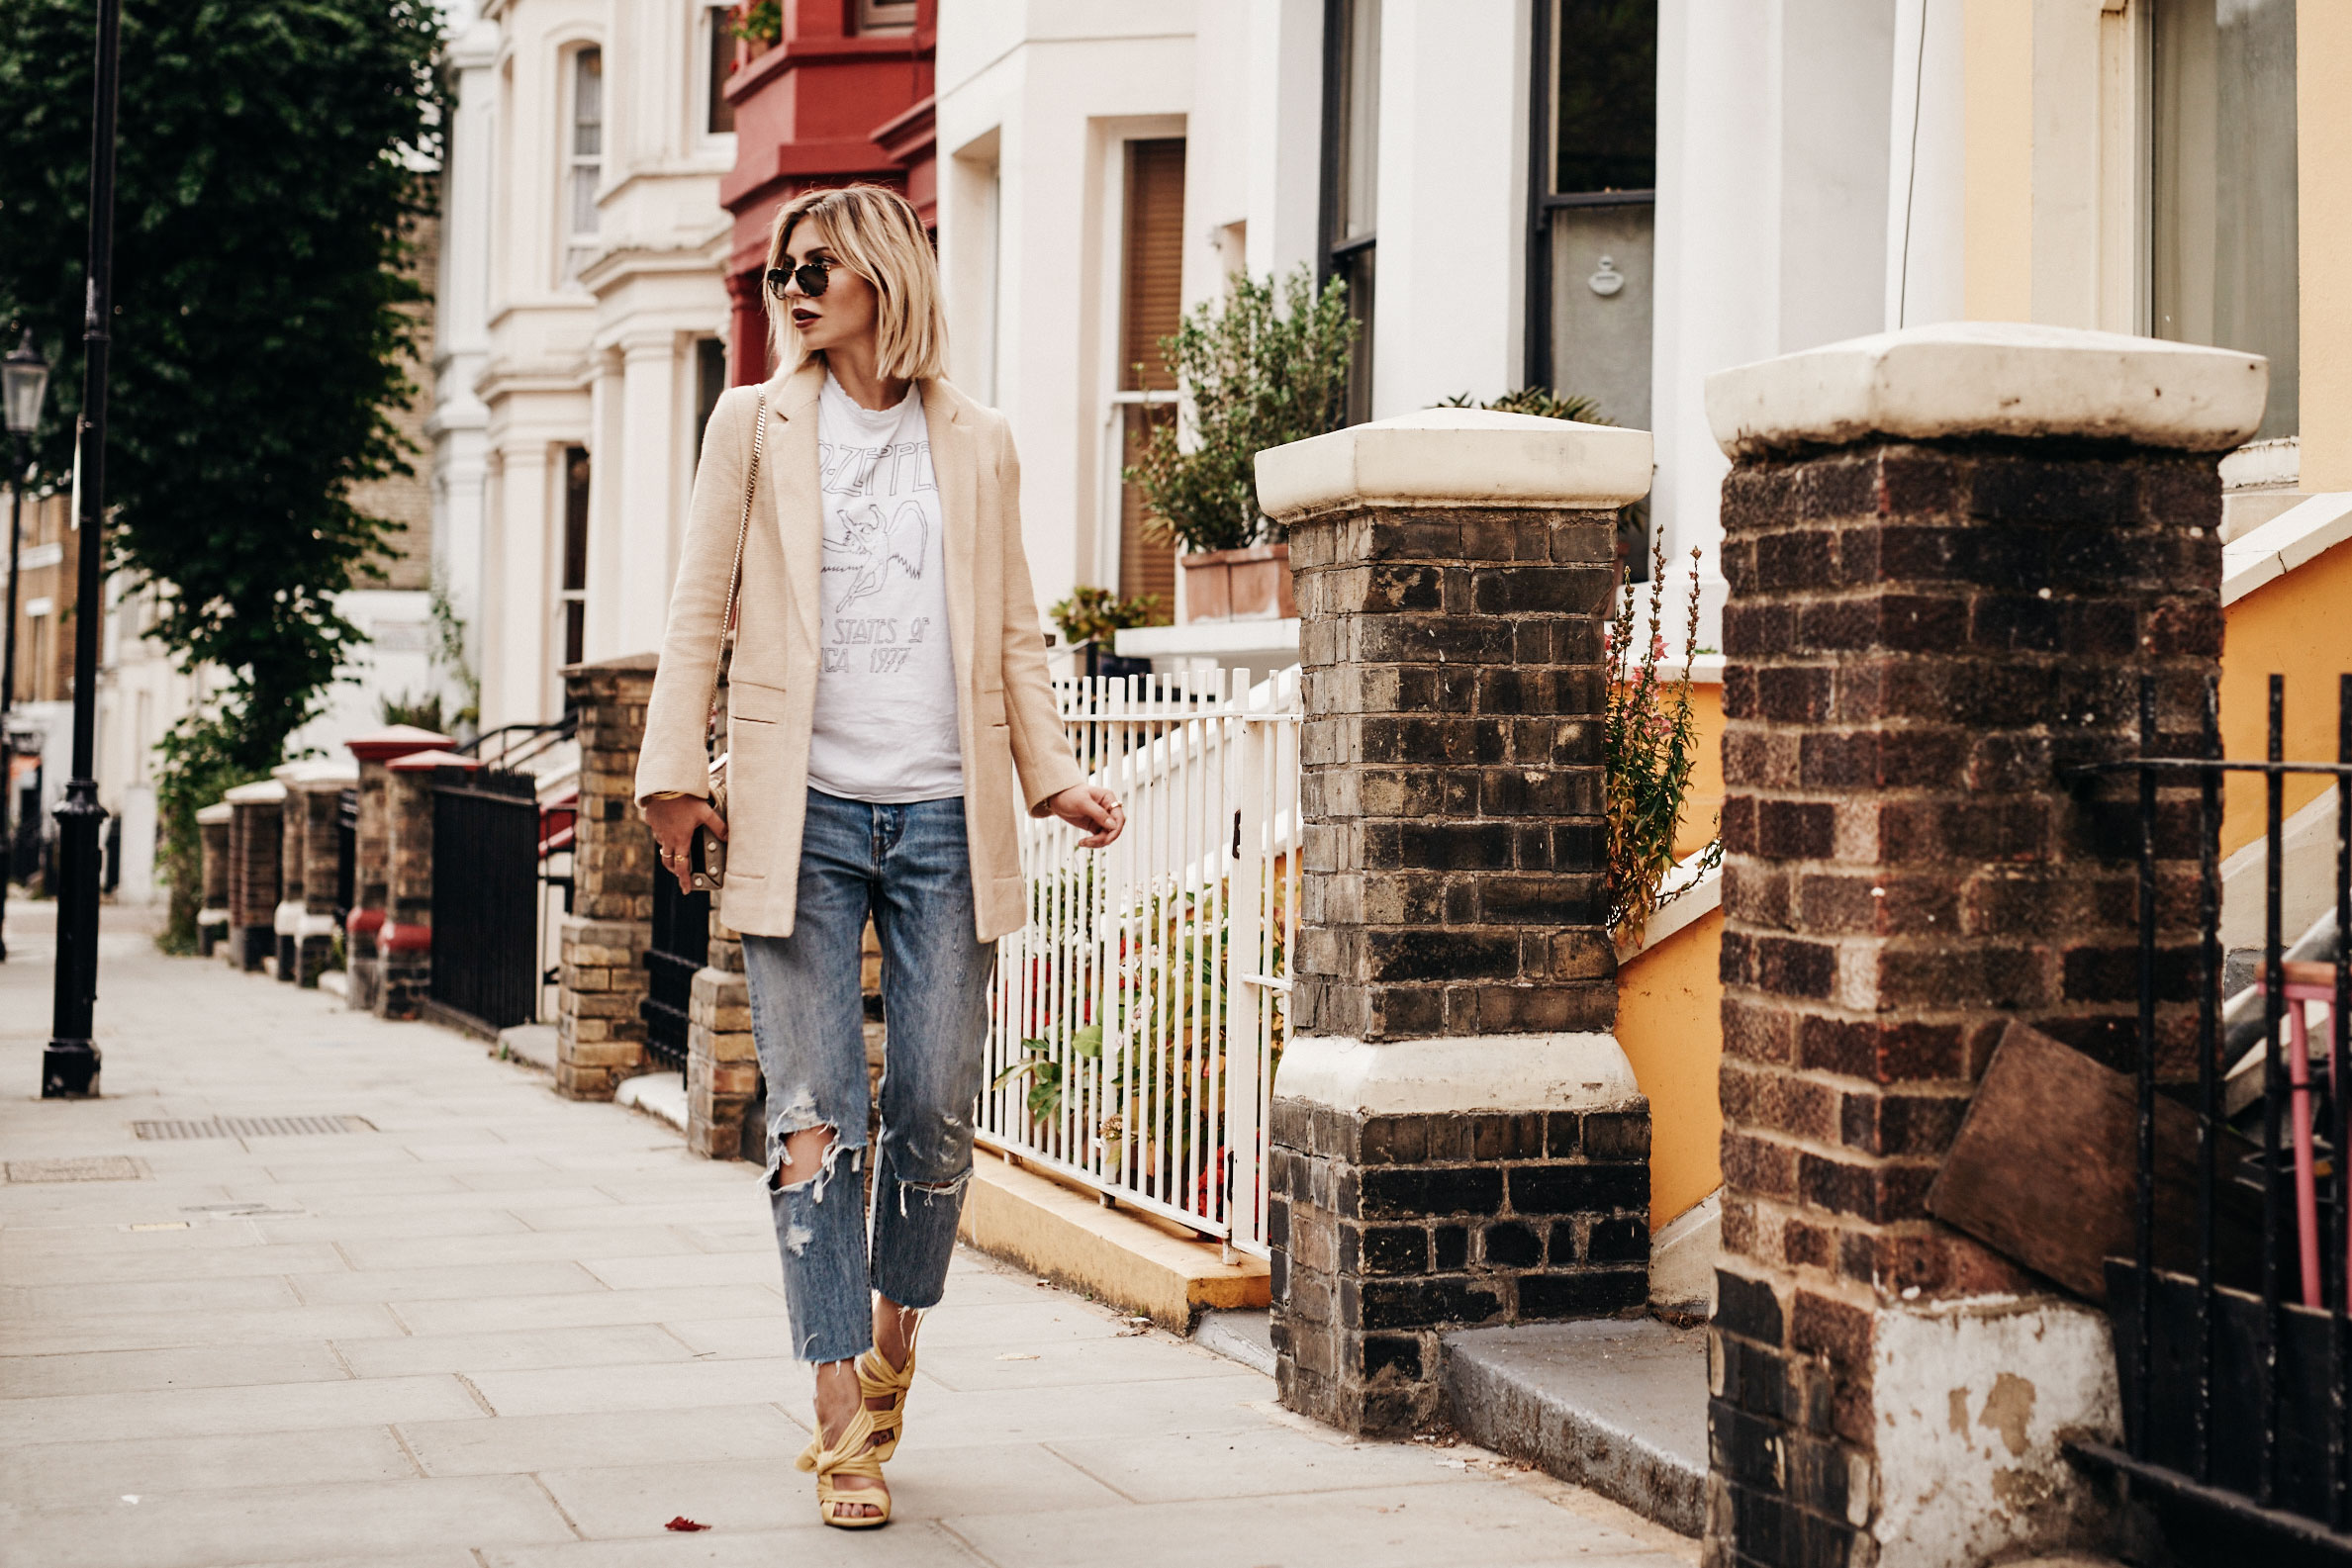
804, 373, 964, 804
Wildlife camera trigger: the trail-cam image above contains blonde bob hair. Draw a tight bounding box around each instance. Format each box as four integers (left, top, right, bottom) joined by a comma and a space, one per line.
763, 185, 948, 382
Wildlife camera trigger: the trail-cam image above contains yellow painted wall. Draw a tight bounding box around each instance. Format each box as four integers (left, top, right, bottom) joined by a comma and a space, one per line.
1675, 683, 1725, 861
1618, 906, 1726, 1230
1964, 0, 2034, 322
2303, 0, 2352, 492
2219, 541, 2352, 856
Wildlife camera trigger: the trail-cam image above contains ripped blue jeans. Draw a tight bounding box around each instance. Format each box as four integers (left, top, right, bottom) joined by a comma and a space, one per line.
742, 788, 998, 1366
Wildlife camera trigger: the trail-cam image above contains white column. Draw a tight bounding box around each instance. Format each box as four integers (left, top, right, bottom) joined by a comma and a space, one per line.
1883, 0, 1967, 330
431, 16, 499, 713
482, 441, 553, 730
1652, 0, 1782, 595
1368, 0, 1529, 418
1244, 0, 1325, 284
612, 333, 682, 660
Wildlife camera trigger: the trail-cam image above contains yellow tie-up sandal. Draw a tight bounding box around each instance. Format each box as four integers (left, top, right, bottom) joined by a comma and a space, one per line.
856, 1344, 917, 1462
795, 1404, 892, 1528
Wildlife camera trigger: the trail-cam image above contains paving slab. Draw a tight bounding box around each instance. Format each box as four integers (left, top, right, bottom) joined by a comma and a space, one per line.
1, 905, 1696, 1567
1444, 1318, 1709, 1538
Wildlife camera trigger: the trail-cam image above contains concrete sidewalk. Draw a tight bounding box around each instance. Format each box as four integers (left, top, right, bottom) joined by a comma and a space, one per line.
0, 902, 1696, 1568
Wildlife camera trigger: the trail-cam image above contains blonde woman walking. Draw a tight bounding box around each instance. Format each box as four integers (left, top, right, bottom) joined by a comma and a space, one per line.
635, 185, 1125, 1527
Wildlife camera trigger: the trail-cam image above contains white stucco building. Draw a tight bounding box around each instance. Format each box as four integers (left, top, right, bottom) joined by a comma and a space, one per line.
438, 0, 737, 733
929, 0, 1989, 658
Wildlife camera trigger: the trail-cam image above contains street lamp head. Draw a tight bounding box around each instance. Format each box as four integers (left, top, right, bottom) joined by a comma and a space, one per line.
4, 330, 51, 438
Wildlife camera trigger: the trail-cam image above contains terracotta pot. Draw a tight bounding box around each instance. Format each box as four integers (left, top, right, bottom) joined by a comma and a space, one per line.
1177, 543, 1295, 623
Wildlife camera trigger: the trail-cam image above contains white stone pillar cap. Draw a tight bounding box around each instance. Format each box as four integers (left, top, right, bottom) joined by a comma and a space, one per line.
1705, 322, 2268, 459
1256, 407, 1653, 523
272, 758, 360, 787
222, 779, 288, 805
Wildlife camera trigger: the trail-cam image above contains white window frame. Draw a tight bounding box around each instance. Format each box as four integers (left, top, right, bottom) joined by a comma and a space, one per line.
856, 0, 919, 37
562, 46, 604, 284
1090, 120, 1187, 605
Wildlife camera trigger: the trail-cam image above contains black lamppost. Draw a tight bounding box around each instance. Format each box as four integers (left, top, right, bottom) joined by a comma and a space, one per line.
45, 0, 123, 1099
1, 330, 52, 965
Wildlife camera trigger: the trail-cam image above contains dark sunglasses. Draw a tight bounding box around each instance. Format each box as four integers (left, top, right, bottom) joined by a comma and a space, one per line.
764, 258, 838, 299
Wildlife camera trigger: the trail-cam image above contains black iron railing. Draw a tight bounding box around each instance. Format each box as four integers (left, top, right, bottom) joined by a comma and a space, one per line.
427, 767, 540, 1035
640, 867, 708, 1074
2066, 674, 2352, 1560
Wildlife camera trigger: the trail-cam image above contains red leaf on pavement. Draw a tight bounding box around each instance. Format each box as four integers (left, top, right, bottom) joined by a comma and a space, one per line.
664, 1517, 710, 1532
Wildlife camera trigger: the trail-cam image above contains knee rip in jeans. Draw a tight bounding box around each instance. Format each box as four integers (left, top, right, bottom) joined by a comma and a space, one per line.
895, 1166, 972, 1218
764, 1093, 863, 1216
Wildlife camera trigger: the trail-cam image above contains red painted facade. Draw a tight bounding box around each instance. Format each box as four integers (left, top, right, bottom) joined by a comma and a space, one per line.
718, 0, 937, 386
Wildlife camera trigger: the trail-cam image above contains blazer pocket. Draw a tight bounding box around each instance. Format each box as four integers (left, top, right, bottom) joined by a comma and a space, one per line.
977, 689, 1007, 728
729, 677, 786, 727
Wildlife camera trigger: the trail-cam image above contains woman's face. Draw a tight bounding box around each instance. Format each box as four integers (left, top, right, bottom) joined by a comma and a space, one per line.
779, 221, 878, 359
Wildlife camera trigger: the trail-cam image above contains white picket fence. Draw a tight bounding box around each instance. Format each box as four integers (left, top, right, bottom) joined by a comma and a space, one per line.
980, 667, 1302, 1259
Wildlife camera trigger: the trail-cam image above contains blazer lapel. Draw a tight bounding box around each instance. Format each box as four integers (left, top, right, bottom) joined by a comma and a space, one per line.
924, 380, 978, 698
768, 363, 826, 659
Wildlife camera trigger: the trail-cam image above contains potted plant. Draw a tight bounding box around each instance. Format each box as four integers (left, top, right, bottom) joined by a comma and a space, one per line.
1048, 586, 1165, 680
1126, 267, 1353, 623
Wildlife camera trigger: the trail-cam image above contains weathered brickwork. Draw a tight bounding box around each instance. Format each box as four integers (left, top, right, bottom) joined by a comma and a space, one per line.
1288, 507, 1619, 1042
686, 927, 757, 1157
378, 759, 448, 1021
225, 790, 283, 972
196, 803, 232, 957
1270, 495, 1645, 1437
1708, 440, 2222, 1567
277, 777, 345, 987
344, 727, 449, 1012
556, 655, 658, 1100
1271, 1100, 1650, 1433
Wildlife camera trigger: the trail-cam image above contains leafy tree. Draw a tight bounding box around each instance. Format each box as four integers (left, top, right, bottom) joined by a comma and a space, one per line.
0, 0, 445, 947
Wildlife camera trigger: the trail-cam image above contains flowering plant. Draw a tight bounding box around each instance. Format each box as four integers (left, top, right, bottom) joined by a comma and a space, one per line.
1605, 541, 1721, 947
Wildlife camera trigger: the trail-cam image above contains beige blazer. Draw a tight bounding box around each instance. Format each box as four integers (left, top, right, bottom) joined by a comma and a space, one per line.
634, 362, 1085, 941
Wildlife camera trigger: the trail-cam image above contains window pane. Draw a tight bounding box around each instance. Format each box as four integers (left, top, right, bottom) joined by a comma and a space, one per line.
1339, 247, 1376, 427
573, 49, 603, 157
569, 167, 599, 239
1120, 407, 1177, 602
2151, 0, 2297, 440
695, 338, 728, 443
707, 9, 735, 135
1336, 0, 1381, 241
1552, 0, 1656, 195
1121, 139, 1187, 391
1548, 205, 1652, 427
562, 446, 591, 594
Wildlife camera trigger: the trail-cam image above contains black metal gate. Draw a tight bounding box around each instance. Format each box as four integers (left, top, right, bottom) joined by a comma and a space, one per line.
641, 867, 708, 1073
2068, 674, 2352, 1564
427, 768, 540, 1036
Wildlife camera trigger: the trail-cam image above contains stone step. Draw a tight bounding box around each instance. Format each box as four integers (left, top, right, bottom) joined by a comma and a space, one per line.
1443, 1317, 1708, 1538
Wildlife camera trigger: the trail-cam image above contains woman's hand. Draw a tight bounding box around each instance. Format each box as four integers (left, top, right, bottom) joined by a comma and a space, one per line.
1048, 784, 1125, 849
643, 794, 726, 894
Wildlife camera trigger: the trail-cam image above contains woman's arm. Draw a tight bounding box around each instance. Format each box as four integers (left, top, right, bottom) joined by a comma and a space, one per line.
635, 386, 762, 807
992, 416, 1123, 847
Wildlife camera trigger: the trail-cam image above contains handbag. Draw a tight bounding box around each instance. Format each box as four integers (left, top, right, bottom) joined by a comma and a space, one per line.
691, 389, 767, 892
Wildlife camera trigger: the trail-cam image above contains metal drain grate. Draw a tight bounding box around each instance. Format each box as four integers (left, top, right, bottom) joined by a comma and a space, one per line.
132, 1116, 374, 1141
5, 1156, 147, 1183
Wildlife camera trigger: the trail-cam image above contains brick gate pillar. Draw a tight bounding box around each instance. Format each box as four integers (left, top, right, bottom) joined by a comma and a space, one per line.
1701, 323, 2265, 1567
222, 780, 285, 972
195, 800, 233, 956
274, 760, 354, 986
1253, 409, 1657, 1436
343, 725, 452, 1011
558, 654, 659, 1101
